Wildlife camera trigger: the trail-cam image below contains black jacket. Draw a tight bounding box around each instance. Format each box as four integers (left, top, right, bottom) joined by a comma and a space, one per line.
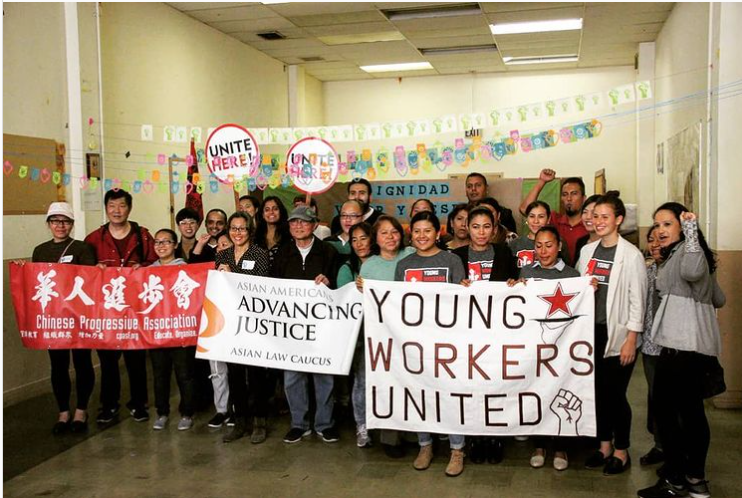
271, 236, 339, 288
452, 243, 517, 282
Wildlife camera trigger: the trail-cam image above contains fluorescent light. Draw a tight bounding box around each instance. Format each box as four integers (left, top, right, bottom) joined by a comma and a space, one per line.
491, 18, 583, 35
383, 4, 481, 21
420, 44, 498, 56
502, 54, 579, 65
360, 62, 433, 73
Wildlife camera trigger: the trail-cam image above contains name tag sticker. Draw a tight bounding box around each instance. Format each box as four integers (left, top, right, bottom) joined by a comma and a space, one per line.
242, 260, 255, 270
60, 255, 74, 263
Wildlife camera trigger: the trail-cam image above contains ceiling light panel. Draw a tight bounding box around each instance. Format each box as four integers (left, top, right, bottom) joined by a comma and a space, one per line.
502, 54, 579, 65
382, 3, 481, 21
490, 18, 583, 35
360, 62, 434, 73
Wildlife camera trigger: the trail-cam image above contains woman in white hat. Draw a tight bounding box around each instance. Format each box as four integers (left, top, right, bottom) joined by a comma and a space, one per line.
15, 202, 97, 434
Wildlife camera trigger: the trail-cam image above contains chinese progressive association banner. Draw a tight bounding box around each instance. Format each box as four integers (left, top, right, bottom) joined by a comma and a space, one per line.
10, 262, 211, 349
196, 273, 363, 375
363, 277, 596, 437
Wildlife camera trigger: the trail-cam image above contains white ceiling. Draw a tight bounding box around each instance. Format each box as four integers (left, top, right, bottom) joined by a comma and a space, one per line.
166, 2, 674, 81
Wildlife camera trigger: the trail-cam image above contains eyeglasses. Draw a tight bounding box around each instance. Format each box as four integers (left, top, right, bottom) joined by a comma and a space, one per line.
178, 219, 197, 226
340, 213, 362, 220
153, 240, 175, 246
48, 219, 73, 226
229, 226, 248, 233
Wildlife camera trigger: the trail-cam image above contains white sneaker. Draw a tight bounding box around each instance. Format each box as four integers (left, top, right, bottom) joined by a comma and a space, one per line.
177, 416, 194, 431
153, 415, 168, 430
356, 424, 371, 448
515, 435, 529, 442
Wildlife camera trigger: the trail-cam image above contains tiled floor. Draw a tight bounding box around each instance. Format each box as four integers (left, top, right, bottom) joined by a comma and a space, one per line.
4, 362, 742, 497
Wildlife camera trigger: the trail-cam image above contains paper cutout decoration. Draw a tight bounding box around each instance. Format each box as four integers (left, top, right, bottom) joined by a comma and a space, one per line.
141, 125, 153, 142
190, 127, 202, 143
175, 127, 188, 143
164, 125, 176, 143
636, 81, 653, 100
254, 128, 270, 144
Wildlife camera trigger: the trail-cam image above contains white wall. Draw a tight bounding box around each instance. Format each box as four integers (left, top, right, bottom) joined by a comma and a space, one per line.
323, 67, 639, 202
715, 2, 742, 250
100, 2, 290, 233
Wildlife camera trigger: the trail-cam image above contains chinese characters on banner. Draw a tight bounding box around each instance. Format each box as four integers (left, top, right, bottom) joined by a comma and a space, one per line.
10, 263, 212, 349
363, 278, 597, 437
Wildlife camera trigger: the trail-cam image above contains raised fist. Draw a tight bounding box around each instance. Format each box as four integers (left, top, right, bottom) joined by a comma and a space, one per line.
549, 389, 582, 436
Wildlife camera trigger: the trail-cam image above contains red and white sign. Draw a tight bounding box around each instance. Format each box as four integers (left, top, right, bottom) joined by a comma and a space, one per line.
285, 137, 339, 194
10, 263, 212, 349
205, 124, 260, 184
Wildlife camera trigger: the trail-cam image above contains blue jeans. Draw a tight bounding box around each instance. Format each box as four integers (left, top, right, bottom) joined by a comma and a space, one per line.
418, 433, 465, 450
352, 349, 366, 427
284, 370, 334, 432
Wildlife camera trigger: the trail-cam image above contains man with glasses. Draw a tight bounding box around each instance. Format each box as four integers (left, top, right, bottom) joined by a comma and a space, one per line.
325, 200, 364, 263
84, 189, 157, 424
272, 205, 340, 444
330, 179, 383, 235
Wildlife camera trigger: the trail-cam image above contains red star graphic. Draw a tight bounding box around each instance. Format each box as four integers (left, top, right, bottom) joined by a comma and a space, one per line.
538, 283, 578, 318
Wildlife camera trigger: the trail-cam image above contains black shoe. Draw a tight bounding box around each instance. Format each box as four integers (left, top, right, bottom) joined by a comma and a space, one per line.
637, 478, 689, 498
207, 412, 227, 428
585, 450, 609, 469
225, 414, 235, 427
283, 427, 312, 444
96, 406, 120, 424
685, 478, 710, 498
468, 437, 486, 464
223, 419, 247, 443
486, 437, 504, 464
382, 444, 406, 459
641, 447, 666, 466
318, 426, 340, 443
603, 455, 630, 475
70, 416, 88, 433
130, 407, 149, 422
52, 420, 70, 435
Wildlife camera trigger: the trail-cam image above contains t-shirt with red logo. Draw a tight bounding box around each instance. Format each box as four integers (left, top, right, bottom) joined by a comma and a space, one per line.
394, 250, 466, 284
508, 237, 536, 269
466, 246, 495, 282
585, 243, 617, 324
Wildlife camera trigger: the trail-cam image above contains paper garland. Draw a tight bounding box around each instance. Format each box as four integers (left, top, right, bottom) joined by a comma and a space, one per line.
140, 81, 648, 145
9, 119, 601, 195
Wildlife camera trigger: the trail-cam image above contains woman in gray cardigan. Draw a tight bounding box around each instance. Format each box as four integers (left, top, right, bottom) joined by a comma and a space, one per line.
638, 203, 725, 498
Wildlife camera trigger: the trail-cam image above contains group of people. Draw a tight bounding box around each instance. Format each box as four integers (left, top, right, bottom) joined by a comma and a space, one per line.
21, 169, 724, 495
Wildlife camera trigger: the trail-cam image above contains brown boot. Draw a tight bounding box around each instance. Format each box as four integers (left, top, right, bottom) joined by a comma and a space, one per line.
251, 417, 267, 444
413, 445, 434, 470
445, 449, 465, 477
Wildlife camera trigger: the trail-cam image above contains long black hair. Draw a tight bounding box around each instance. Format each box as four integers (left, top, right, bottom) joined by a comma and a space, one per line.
254, 196, 290, 249
654, 202, 716, 273
346, 222, 373, 276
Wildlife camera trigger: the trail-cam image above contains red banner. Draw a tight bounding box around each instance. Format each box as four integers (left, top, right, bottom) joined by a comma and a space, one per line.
9, 262, 212, 349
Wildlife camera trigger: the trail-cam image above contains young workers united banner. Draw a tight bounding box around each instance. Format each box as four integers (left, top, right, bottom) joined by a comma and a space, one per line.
10, 262, 211, 349
196, 273, 363, 375
363, 277, 596, 437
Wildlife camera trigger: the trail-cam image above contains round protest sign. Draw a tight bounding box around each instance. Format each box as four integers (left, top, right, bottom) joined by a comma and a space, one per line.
205, 124, 260, 184
285, 137, 339, 194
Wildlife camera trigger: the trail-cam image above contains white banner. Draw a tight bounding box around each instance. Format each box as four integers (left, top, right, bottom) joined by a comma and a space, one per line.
363, 277, 596, 436
197, 273, 363, 375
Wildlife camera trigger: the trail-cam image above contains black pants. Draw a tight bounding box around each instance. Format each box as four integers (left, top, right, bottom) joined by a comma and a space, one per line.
97, 349, 148, 411
49, 349, 95, 412
642, 353, 662, 447
150, 347, 196, 417
594, 324, 635, 450
655, 349, 710, 480
227, 363, 270, 420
